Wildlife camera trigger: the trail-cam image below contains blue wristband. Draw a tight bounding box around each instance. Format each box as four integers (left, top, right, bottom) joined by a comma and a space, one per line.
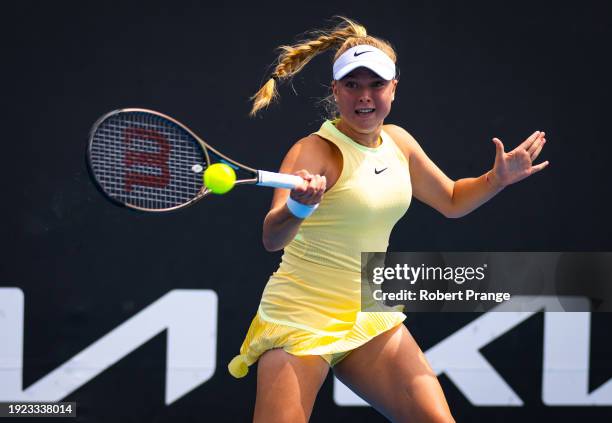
286, 197, 319, 219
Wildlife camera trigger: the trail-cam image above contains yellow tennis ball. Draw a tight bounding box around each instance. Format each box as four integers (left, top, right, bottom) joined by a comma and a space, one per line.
204, 163, 236, 194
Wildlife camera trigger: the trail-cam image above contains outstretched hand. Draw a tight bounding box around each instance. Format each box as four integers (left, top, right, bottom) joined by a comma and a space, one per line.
489, 130, 549, 188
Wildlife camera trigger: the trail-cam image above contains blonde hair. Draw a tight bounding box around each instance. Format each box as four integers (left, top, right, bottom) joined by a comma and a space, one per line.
249, 17, 397, 117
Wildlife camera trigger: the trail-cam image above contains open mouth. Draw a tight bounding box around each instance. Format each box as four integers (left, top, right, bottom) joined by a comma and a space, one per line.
355, 108, 375, 115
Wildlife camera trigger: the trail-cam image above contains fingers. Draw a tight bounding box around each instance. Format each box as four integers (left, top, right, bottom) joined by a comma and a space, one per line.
290, 170, 326, 205
519, 130, 543, 150
529, 136, 546, 161
530, 160, 550, 174
492, 137, 505, 156
292, 169, 313, 189
526, 130, 545, 152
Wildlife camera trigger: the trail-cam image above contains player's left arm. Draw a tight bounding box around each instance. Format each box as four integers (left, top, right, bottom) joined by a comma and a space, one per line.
384, 124, 549, 218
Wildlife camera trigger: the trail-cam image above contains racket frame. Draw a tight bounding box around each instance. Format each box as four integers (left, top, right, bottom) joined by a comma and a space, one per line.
87, 108, 261, 212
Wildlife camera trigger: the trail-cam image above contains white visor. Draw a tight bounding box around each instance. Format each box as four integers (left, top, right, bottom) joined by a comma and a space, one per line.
333, 45, 396, 81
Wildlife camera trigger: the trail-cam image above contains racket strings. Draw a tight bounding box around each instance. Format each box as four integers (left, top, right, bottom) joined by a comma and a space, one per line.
89, 112, 207, 210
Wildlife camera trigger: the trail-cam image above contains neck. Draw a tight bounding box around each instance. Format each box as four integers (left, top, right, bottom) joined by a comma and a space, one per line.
335, 119, 382, 148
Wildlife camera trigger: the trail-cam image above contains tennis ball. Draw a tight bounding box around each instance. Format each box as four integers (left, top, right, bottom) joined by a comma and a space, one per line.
204, 163, 236, 194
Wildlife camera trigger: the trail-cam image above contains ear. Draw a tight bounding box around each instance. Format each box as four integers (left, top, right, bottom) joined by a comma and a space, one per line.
331, 80, 338, 98
391, 79, 398, 102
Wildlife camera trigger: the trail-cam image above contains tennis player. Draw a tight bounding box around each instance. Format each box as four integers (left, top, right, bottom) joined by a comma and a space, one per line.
229, 17, 548, 422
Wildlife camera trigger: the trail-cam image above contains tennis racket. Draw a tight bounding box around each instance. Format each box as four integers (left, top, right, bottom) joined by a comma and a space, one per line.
87, 108, 303, 212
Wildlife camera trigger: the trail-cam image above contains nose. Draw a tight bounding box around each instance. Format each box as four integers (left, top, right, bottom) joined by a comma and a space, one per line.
358, 89, 373, 103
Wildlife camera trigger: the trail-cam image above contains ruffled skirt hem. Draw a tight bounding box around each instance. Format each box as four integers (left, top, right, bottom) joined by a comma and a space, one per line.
228, 309, 406, 378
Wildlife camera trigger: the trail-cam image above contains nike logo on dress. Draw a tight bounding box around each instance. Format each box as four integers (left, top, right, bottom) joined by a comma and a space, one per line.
374, 167, 388, 174
354, 50, 372, 57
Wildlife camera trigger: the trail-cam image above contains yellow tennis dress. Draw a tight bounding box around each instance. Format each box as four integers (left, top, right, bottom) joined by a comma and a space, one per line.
228, 119, 412, 378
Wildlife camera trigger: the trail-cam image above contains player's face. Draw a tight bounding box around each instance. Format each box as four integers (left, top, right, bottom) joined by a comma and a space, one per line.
332, 67, 397, 133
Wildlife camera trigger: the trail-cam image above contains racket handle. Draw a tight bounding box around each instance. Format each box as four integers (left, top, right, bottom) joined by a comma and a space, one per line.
257, 170, 303, 189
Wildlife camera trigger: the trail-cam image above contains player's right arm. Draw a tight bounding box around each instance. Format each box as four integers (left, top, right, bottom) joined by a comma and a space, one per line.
262, 135, 330, 252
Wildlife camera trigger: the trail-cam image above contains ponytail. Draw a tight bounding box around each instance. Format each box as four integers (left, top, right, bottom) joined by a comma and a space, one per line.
249, 17, 367, 116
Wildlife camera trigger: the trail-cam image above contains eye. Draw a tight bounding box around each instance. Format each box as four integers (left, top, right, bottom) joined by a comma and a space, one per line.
372, 80, 385, 88
344, 81, 357, 88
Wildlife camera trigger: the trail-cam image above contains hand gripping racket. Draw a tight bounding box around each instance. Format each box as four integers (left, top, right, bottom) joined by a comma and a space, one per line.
87, 108, 303, 212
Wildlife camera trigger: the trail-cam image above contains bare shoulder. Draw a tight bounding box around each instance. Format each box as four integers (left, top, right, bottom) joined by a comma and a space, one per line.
292, 133, 336, 153
383, 124, 420, 157
280, 133, 339, 176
